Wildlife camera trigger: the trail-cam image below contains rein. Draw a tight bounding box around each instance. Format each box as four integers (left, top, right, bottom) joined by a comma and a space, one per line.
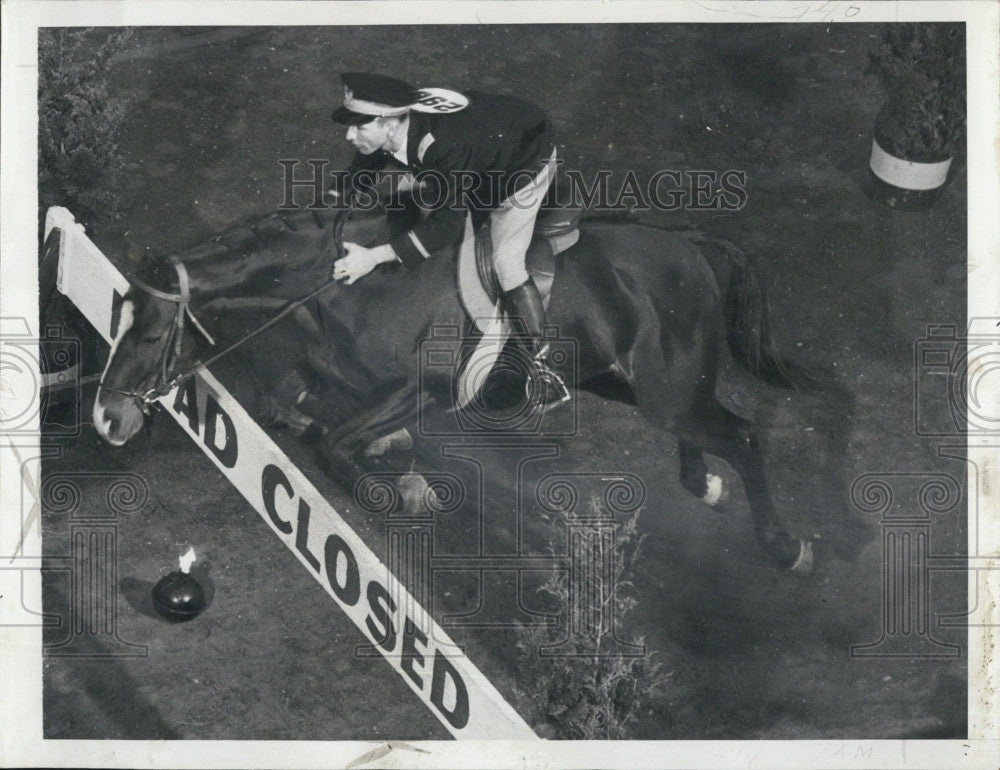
100, 207, 351, 407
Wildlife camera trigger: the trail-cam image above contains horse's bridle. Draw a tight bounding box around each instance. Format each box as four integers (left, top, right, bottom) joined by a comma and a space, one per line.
99, 206, 352, 410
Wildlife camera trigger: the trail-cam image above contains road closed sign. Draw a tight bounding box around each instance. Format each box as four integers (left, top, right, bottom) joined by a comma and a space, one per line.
49, 205, 536, 741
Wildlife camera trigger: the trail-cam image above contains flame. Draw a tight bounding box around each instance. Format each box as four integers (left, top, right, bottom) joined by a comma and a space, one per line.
179, 546, 196, 574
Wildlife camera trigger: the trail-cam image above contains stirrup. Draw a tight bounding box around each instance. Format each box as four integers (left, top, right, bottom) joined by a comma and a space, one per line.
525, 347, 571, 412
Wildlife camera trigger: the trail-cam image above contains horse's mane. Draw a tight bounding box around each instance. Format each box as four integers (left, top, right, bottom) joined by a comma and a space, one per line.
130, 208, 331, 289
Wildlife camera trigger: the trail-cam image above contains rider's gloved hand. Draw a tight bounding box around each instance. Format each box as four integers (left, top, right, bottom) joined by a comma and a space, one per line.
334, 242, 398, 285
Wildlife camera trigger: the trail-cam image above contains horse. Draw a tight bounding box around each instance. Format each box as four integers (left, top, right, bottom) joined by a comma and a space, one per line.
93, 202, 824, 572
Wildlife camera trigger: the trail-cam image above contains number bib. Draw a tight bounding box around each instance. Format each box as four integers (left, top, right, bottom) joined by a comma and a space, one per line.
411, 87, 469, 114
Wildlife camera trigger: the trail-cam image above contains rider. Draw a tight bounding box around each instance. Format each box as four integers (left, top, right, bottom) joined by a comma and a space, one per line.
329, 71, 570, 410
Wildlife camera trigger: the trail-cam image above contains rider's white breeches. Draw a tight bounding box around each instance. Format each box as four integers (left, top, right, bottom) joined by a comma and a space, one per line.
489, 148, 558, 292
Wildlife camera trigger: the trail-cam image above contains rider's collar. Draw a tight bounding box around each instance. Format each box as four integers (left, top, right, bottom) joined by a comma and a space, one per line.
388, 115, 410, 166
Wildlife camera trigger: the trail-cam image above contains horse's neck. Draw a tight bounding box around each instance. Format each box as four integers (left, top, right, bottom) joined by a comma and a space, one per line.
335, 245, 461, 342
166, 207, 458, 339
184, 256, 267, 302
178, 217, 337, 303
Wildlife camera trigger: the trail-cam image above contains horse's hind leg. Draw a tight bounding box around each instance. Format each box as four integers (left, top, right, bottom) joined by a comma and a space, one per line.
677, 400, 812, 573
679, 441, 728, 507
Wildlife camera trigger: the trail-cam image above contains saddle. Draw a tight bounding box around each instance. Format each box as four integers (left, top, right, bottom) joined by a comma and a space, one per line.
459, 188, 582, 332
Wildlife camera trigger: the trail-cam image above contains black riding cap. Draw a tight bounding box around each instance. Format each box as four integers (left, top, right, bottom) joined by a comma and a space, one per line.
332, 72, 416, 125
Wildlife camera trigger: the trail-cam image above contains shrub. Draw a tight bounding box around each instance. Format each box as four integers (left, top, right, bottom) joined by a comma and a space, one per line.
868, 24, 966, 160
512, 505, 672, 739
38, 28, 131, 234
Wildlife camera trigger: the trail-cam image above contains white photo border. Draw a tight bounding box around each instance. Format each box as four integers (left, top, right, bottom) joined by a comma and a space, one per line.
2, 2, 997, 767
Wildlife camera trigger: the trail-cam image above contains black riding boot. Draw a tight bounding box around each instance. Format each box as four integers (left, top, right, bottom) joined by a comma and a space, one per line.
502, 279, 571, 411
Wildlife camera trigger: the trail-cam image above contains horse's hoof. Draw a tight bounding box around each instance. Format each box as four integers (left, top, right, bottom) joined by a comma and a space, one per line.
363, 427, 414, 457
789, 540, 814, 575
297, 421, 326, 445
397, 472, 440, 515
701, 473, 727, 507
260, 398, 315, 432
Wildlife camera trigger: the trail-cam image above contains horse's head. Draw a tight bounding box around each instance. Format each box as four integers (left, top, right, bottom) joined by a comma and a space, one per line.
93, 262, 213, 445
93, 202, 416, 446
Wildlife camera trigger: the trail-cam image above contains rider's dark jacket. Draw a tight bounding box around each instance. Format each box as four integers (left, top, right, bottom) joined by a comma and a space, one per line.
343, 91, 556, 269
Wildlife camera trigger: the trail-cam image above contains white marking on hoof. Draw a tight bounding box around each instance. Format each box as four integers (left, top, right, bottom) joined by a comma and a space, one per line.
790, 540, 814, 575
701, 473, 726, 506
363, 427, 414, 457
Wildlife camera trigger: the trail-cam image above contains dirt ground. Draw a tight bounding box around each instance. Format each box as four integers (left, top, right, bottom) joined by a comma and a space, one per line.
40, 24, 968, 741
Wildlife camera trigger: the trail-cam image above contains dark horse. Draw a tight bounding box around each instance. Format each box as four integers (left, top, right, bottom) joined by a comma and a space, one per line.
94, 204, 819, 572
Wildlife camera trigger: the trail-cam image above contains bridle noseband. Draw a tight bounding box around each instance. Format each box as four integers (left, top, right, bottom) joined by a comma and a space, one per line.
98, 206, 352, 410
98, 258, 217, 409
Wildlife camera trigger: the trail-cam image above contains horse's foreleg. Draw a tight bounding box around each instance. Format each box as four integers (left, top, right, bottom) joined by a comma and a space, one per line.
314, 383, 421, 478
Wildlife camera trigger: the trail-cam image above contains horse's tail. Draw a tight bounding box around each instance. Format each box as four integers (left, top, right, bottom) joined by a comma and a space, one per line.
688, 233, 822, 392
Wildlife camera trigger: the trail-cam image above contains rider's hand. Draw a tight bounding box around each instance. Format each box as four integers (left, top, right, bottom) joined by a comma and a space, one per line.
334, 243, 397, 285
